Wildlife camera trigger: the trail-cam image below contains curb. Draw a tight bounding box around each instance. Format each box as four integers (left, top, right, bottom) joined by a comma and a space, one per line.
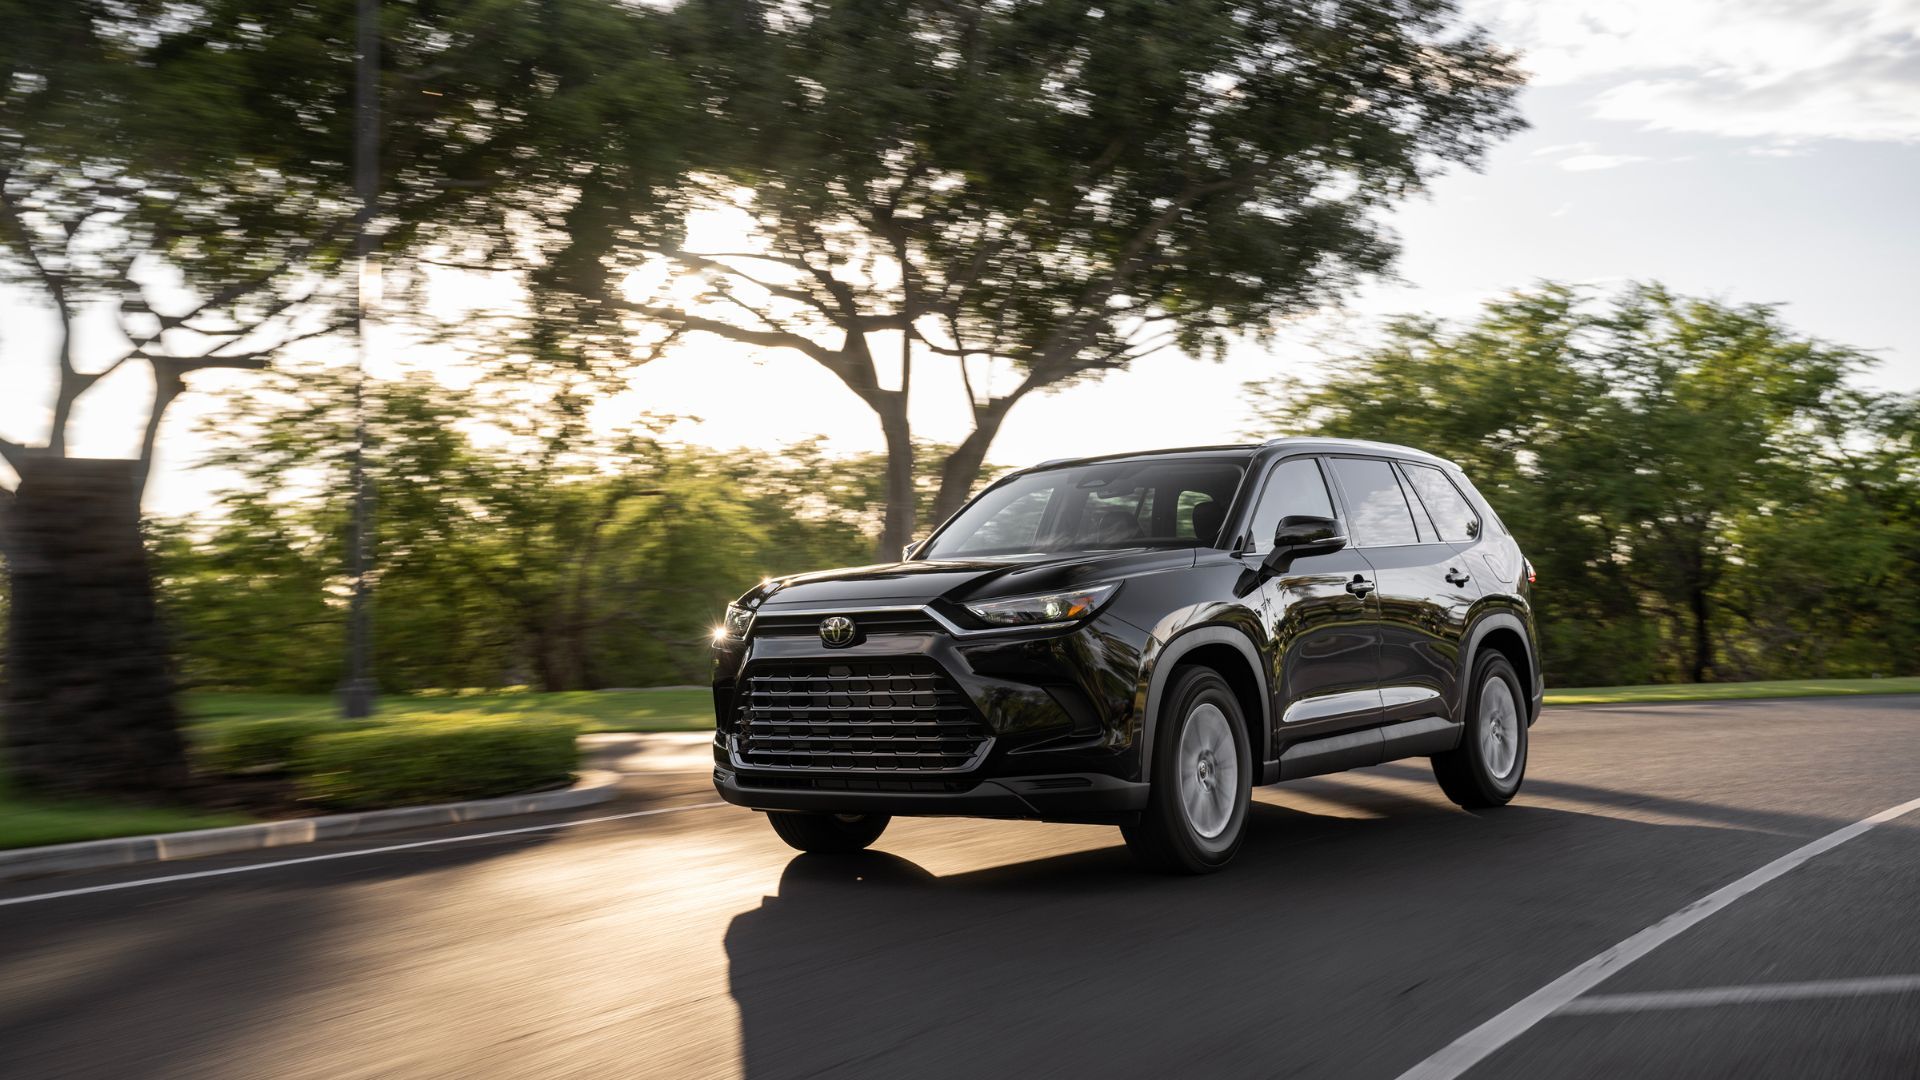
0, 769, 622, 884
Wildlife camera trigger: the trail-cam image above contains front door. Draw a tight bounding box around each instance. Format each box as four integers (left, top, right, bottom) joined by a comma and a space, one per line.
1248, 456, 1383, 738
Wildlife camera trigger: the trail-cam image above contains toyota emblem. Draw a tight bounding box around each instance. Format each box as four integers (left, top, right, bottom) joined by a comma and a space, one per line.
818, 616, 856, 647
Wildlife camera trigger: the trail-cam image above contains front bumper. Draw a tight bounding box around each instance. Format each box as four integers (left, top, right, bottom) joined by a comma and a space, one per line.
713, 762, 1148, 825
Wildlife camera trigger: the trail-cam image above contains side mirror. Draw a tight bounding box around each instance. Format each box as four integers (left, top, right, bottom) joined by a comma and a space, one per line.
902, 538, 925, 561
1261, 514, 1347, 574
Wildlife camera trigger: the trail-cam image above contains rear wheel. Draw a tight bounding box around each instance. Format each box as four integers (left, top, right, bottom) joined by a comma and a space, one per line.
1432, 651, 1528, 808
766, 811, 891, 853
1122, 667, 1252, 874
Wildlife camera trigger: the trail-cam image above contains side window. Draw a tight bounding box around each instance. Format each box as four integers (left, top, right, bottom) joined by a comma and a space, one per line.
1402, 471, 1439, 543
1401, 463, 1482, 543
1327, 457, 1419, 547
950, 488, 1052, 553
1246, 457, 1336, 552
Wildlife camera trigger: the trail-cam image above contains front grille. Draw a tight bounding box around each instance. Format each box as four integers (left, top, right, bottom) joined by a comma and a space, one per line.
735, 658, 990, 772
750, 609, 944, 638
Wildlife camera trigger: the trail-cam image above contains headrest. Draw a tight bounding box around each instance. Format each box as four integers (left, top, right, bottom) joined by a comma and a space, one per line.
1191, 499, 1225, 546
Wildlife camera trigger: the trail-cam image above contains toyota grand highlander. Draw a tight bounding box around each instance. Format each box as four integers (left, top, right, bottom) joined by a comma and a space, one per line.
710, 437, 1542, 873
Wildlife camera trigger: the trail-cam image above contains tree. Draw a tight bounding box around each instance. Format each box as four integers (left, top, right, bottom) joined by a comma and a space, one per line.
0, 0, 692, 797
172, 373, 902, 692
1246, 283, 1913, 686
591, 0, 1525, 557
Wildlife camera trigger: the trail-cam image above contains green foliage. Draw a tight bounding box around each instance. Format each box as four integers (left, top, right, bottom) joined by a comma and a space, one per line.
186, 688, 715, 735
1247, 283, 1920, 685
294, 715, 579, 810
592, 0, 1527, 550
159, 376, 893, 692
195, 715, 376, 775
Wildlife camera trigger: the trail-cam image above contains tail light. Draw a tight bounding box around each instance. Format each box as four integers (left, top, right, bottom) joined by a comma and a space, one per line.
1524, 559, 1536, 585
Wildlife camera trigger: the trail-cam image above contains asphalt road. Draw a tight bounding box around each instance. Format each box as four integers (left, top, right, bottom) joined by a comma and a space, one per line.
3, 696, 1918, 1080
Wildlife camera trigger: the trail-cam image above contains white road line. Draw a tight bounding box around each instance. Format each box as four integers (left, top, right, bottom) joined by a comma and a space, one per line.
1558, 975, 1920, 1015
0, 801, 728, 910
1395, 794, 1920, 1080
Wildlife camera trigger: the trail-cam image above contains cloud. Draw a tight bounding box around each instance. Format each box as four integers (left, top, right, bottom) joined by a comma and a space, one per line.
1557, 153, 1652, 171
1466, 0, 1920, 143
1528, 141, 1650, 170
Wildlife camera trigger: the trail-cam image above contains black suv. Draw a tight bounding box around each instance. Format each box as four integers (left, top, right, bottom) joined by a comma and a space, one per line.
711, 438, 1541, 873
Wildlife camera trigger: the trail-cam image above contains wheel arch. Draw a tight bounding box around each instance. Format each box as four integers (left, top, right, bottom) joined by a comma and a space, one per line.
1140, 625, 1272, 776
1462, 611, 1539, 724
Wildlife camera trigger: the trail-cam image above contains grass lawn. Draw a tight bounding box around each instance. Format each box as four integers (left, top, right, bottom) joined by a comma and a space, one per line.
185, 686, 716, 734
1545, 676, 1920, 706
0, 774, 248, 852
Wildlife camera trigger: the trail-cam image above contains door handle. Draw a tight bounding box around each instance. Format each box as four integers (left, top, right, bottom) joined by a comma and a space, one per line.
1345, 574, 1375, 597
1445, 568, 1471, 587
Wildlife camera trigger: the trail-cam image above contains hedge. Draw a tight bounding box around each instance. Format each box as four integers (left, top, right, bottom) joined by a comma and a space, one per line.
197, 715, 377, 774
294, 715, 579, 810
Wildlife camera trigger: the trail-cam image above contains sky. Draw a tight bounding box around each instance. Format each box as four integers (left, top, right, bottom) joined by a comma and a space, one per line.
4, 0, 1918, 518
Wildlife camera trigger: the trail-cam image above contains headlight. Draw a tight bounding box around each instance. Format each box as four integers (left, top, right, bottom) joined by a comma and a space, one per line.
720, 602, 755, 641
964, 583, 1119, 627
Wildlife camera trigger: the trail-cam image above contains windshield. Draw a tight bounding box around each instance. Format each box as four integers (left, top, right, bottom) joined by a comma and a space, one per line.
923, 458, 1248, 559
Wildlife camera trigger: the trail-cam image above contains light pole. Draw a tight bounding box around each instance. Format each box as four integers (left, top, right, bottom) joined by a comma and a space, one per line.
339, 0, 379, 718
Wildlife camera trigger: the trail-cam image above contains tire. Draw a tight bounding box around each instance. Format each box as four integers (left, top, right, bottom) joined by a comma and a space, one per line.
1122, 667, 1253, 874
1432, 651, 1528, 808
766, 811, 891, 854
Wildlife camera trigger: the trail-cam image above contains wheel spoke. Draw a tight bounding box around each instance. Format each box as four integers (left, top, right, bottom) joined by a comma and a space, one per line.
1177, 702, 1237, 839
1478, 675, 1520, 780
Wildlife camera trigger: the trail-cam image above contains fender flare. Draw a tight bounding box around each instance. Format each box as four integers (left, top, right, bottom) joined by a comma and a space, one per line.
1139, 624, 1273, 776
1460, 610, 1540, 722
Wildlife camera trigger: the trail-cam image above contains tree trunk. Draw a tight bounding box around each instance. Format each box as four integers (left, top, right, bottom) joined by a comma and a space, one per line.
931, 399, 1018, 527
529, 622, 570, 693
875, 394, 916, 561
1, 454, 189, 799
1689, 583, 1713, 684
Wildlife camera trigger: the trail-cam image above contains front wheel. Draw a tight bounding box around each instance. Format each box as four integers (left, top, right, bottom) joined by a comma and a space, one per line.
1432, 651, 1528, 808
1122, 667, 1252, 874
766, 811, 891, 853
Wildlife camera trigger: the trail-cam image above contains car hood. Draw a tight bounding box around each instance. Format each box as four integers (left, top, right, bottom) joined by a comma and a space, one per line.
747, 548, 1197, 609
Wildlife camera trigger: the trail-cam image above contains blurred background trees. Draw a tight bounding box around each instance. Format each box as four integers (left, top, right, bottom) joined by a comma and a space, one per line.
0, 0, 692, 794
2, 1, 1915, 805
602, 0, 1525, 558
154, 371, 908, 692
1246, 283, 1920, 686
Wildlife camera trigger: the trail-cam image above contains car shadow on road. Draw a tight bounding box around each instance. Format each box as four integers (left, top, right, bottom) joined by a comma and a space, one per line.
723, 798, 1789, 1080
1366, 761, 1847, 837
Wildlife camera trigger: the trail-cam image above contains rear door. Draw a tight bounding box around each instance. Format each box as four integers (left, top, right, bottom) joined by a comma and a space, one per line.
1248, 456, 1383, 738
1323, 456, 1475, 727
1396, 460, 1493, 720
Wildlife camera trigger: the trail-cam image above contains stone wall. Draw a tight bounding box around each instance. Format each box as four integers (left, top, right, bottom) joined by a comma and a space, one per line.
1, 454, 188, 798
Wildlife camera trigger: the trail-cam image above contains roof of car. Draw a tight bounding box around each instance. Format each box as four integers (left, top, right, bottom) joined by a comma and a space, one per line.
1020, 437, 1457, 473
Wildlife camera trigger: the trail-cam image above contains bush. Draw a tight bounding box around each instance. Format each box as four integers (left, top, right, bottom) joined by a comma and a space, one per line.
294, 715, 579, 810
197, 715, 376, 774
